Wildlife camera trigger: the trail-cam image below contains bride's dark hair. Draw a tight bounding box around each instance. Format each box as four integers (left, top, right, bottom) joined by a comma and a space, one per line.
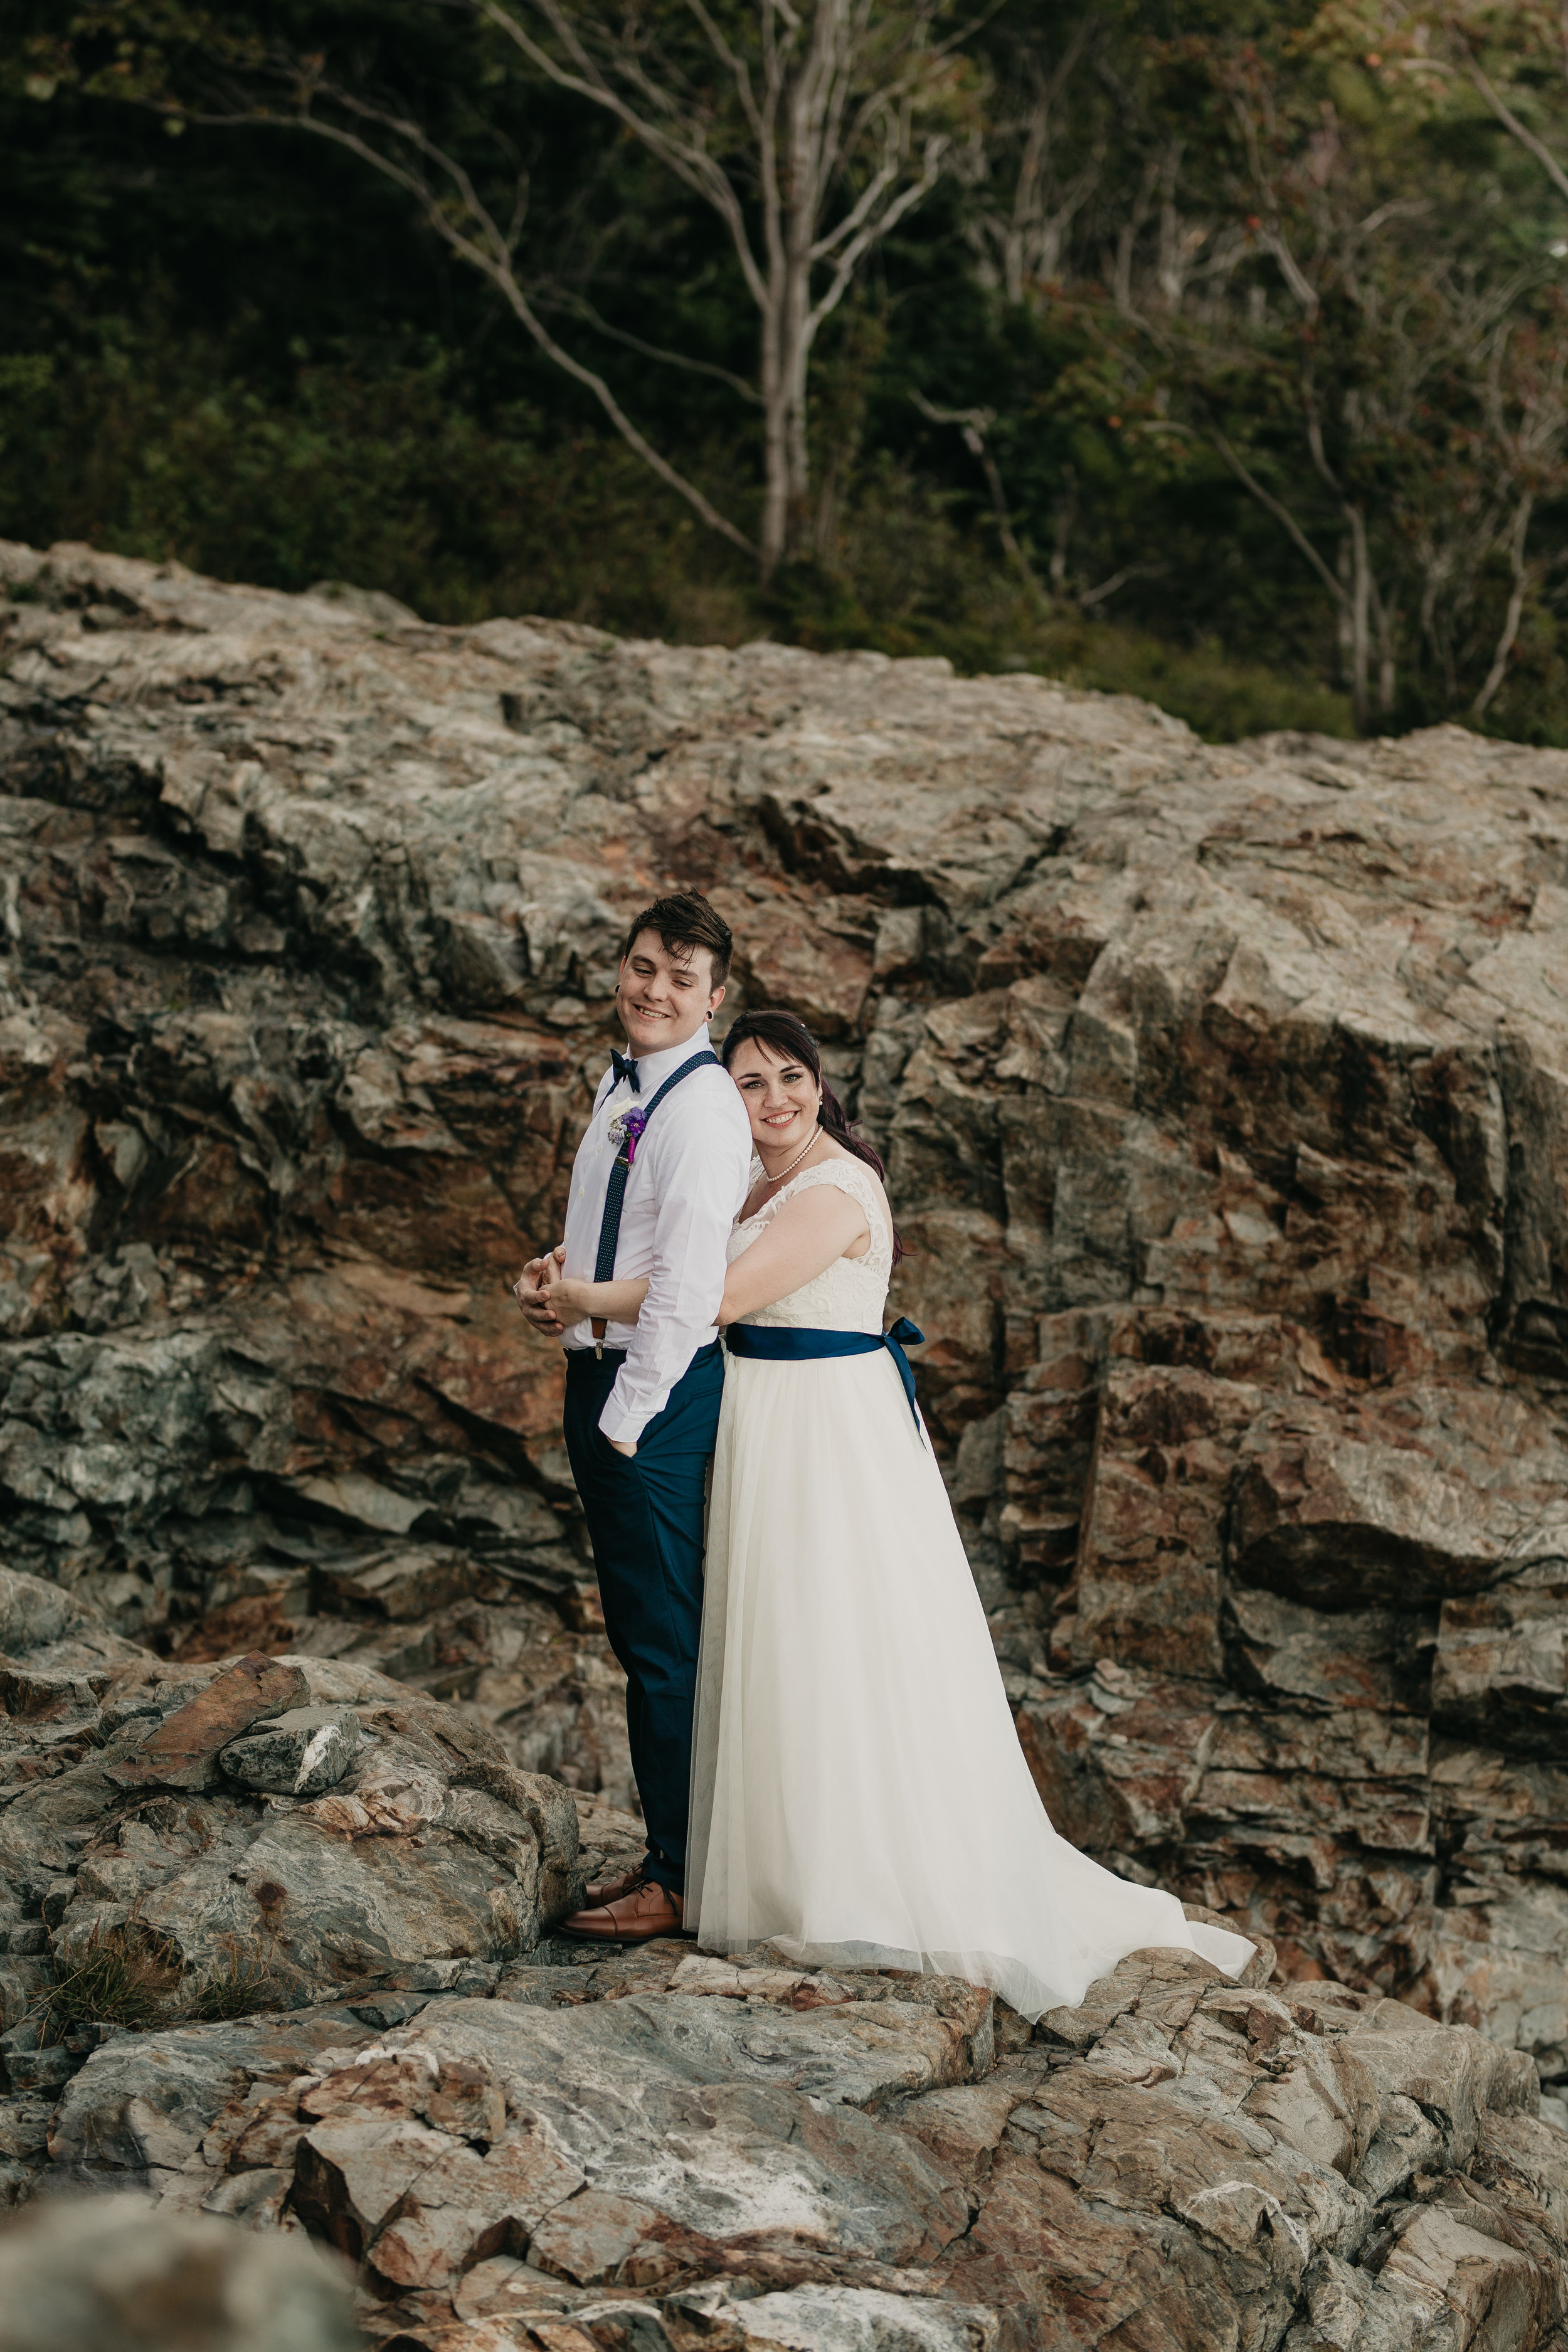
720, 1007, 904, 1265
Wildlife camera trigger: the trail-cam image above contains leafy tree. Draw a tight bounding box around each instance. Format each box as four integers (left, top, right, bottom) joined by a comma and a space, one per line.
51, 0, 982, 579
960, 2, 1568, 724
9, 0, 1568, 739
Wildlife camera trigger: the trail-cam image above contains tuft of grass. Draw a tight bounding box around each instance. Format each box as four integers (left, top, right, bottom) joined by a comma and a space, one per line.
184, 1936, 283, 2023
36, 1915, 181, 2038
33, 1914, 286, 2038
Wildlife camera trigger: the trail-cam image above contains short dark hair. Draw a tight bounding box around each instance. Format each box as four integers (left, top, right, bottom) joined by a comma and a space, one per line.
620, 891, 732, 987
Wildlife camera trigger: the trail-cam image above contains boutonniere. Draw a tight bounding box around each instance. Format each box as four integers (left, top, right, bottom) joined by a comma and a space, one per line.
608, 1106, 650, 1164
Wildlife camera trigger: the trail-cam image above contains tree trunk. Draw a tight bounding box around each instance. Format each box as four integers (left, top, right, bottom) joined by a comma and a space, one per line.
1377, 624, 1397, 721
1345, 504, 1370, 733
1473, 493, 1534, 721
784, 268, 812, 556
760, 0, 831, 586
1337, 536, 1354, 690
760, 294, 790, 583
759, 250, 812, 584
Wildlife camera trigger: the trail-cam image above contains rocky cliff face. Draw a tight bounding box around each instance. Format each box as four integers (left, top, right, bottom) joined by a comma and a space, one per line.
8, 539, 1568, 2301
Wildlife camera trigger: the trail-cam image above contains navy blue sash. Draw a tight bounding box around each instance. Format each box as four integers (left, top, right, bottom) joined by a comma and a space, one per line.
724, 1317, 926, 1432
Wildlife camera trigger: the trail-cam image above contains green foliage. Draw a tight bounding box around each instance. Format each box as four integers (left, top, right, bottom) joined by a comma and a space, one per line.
1027, 625, 1355, 743
0, 335, 761, 635
2, 0, 1567, 739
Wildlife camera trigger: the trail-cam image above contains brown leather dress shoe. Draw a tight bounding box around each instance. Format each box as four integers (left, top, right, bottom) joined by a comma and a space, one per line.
559, 1878, 687, 1942
581, 1861, 649, 1909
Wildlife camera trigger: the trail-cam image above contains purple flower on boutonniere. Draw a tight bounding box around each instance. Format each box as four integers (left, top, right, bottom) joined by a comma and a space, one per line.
610, 1106, 650, 1164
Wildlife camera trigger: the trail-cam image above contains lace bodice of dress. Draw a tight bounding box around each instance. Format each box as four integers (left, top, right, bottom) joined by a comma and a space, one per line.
726, 1158, 892, 1333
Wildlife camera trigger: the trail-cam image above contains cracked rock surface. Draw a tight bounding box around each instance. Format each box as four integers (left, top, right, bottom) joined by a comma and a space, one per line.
0, 1569, 581, 2129
9, 539, 1568, 2340
21, 1935, 1568, 2352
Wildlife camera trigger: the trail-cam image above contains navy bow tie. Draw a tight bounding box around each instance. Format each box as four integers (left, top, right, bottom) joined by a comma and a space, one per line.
611, 1049, 640, 1093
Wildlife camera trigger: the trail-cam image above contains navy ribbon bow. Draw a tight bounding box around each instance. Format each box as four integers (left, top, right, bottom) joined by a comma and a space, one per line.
611, 1049, 640, 1093
879, 1317, 927, 1424
724, 1316, 928, 1436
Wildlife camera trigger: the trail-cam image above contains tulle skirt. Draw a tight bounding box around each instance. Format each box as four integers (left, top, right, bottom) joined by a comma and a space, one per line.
686, 1345, 1253, 2020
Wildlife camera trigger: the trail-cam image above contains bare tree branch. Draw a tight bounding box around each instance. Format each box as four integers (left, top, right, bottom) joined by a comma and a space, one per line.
808, 135, 948, 332
190, 90, 758, 556
472, 0, 773, 311
1207, 425, 1347, 606
1077, 560, 1167, 608
1473, 491, 1535, 717
1459, 44, 1568, 206
911, 391, 1043, 596
551, 292, 763, 401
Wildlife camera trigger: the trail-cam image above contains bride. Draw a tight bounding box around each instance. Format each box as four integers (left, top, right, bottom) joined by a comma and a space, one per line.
543, 1007, 1252, 2018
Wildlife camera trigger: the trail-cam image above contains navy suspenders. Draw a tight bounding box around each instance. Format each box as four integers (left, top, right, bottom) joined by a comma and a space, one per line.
591, 1049, 718, 1351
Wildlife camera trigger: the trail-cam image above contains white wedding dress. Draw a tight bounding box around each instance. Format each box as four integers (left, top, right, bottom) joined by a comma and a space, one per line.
685, 1156, 1254, 2020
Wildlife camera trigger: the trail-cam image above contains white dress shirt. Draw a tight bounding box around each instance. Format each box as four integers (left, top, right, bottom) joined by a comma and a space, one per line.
561, 1025, 753, 1443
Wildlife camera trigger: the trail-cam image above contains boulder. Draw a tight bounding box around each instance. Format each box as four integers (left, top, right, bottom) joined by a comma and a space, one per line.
0, 1568, 146, 1680
220, 1707, 361, 1798
0, 1596, 581, 2057
109, 1653, 312, 1793
0, 2191, 359, 2351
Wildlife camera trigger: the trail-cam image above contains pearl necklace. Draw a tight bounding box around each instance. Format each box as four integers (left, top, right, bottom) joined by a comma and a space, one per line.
756, 1129, 820, 1192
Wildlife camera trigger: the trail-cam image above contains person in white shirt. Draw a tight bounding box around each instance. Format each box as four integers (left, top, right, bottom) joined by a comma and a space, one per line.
514, 892, 751, 1941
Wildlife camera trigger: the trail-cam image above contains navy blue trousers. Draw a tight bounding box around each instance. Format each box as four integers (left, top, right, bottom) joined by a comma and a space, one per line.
562, 1341, 723, 1893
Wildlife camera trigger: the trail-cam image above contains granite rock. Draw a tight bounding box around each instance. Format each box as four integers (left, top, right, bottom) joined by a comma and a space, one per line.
109, 1651, 311, 1793
0, 1593, 583, 2074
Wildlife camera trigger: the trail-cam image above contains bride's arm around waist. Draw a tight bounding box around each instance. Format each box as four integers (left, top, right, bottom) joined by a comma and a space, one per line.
717, 1188, 869, 1325
544, 1266, 650, 1323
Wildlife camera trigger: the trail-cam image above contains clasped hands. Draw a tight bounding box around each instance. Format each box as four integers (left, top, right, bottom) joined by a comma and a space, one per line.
512, 1242, 570, 1337
512, 1248, 638, 1457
